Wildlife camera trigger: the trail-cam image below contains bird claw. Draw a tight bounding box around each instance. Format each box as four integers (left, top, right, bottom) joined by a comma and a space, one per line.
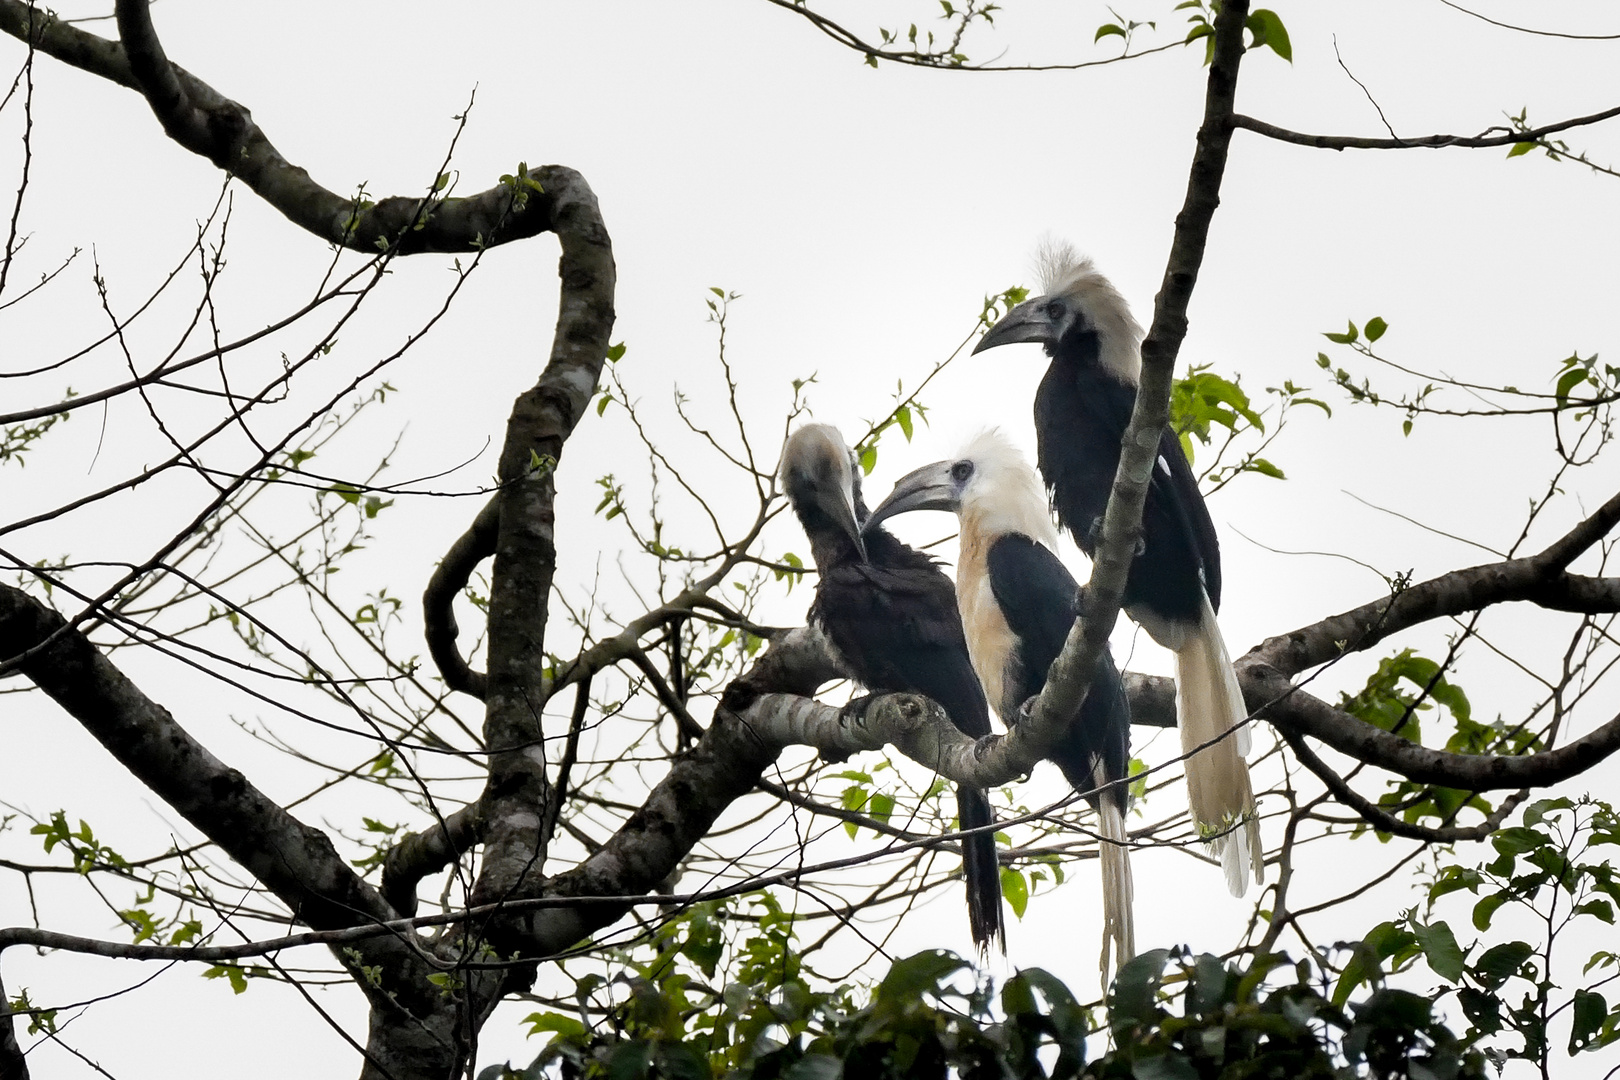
1087, 517, 1146, 557
1010, 695, 1039, 729
839, 692, 880, 722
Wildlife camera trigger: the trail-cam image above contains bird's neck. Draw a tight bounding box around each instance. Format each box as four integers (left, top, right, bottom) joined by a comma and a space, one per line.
1048, 326, 1140, 390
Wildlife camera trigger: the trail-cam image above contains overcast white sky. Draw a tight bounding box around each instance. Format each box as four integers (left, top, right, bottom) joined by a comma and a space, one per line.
4, 1, 1620, 1076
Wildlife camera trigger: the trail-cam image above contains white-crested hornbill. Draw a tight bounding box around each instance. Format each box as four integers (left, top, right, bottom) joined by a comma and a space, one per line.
974, 245, 1261, 895
864, 429, 1134, 975
779, 423, 1005, 952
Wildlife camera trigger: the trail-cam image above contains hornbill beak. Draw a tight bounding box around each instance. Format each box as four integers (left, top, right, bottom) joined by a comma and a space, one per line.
823, 484, 868, 562
863, 461, 958, 533
973, 295, 1058, 354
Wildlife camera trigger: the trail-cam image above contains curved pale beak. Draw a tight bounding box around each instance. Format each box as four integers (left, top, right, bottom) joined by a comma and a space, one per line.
821, 484, 868, 562
863, 461, 958, 533
973, 295, 1058, 354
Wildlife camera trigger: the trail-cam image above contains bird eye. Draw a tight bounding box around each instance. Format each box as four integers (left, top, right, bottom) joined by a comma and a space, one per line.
1045, 299, 1066, 320
950, 461, 974, 484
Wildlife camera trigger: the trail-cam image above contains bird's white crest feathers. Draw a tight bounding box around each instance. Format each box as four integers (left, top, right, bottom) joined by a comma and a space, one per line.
1034, 240, 1144, 384
954, 429, 1060, 550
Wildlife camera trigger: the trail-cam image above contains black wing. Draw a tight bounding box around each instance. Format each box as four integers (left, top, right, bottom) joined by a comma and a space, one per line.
1036, 366, 1221, 619
1154, 425, 1222, 611
985, 534, 1081, 707
810, 527, 1002, 950
985, 534, 1131, 813
814, 531, 992, 738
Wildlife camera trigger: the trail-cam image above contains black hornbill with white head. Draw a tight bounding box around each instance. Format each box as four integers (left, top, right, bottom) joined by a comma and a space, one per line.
779, 423, 1005, 952
865, 429, 1134, 975
974, 245, 1261, 895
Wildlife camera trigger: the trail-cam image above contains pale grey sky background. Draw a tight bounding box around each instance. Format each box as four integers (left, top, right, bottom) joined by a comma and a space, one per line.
4, 1, 1619, 1076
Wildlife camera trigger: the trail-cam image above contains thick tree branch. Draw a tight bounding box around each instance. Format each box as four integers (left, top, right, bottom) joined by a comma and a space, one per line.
1249, 663, 1620, 791
1233, 103, 1620, 151
1027, 0, 1249, 745
493, 625, 843, 957
1249, 488, 1620, 678
380, 804, 485, 918
0, 968, 24, 1080
0, 583, 446, 1023
1278, 726, 1530, 842
0, 1, 562, 252
422, 496, 498, 700
470, 169, 614, 908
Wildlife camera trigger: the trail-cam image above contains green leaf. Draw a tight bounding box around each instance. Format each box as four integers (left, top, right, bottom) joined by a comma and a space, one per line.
1472, 891, 1510, 932
1412, 920, 1466, 981
1001, 866, 1029, 919
1245, 9, 1292, 61
1133, 1052, 1200, 1080
1472, 940, 1534, 990
896, 406, 914, 441
654, 1043, 710, 1080
203, 964, 249, 994
1576, 899, 1615, 924
1570, 989, 1607, 1053
782, 1055, 842, 1080
1364, 316, 1388, 342
607, 1040, 650, 1080
858, 444, 877, 475
1333, 922, 1416, 1007
1523, 796, 1574, 826
876, 949, 969, 1008
522, 1010, 588, 1042
1110, 948, 1172, 1023
1507, 141, 1537, 158
1095, 22, 1126, 42
1247, 457, 1286, 480
1556, 366, 1589, 404
1492, 826, 1546, 856
1323, 321, 1359, 345
606, 342, 627, 362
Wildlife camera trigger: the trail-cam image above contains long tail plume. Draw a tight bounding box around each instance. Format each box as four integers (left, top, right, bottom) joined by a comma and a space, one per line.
957, 787, 1005, 953
1096, 796, 1135, 985
1174, 595, 1263, 896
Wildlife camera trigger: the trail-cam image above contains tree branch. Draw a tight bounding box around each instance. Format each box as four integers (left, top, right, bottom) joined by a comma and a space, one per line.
422, 496, 498, 700
1232, 103, 1620, 151
0, 967, 26, 1080
380, 804, 485, 918
1249, 663, 1620, 791
1278, 726, 1530, 842
496, 625, 844, 958
1026, 0, 1250, 746
469, 166, 614, 907
0, 583, 446, 1022
1248, 488, 1620, 678
0, 0, 564, 252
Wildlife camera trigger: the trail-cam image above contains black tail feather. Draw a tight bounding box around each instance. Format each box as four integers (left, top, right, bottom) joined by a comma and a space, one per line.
957, 786, 1005, 953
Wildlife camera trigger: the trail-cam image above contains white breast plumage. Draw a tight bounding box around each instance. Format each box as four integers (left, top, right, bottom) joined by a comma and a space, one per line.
956, 537, 1021, 723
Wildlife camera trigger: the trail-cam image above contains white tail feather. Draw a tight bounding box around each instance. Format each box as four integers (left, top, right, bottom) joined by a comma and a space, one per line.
1097, 797, 1135, 986
1174, 595, 1263, 897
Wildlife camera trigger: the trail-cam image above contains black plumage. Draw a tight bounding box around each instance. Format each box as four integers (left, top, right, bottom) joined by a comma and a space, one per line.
863, 430, 1135, 974
985, 533, 1129, 816
974, 246, 1261, 896
1032, 341, 1222, 624
781, 423, 1004, 952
